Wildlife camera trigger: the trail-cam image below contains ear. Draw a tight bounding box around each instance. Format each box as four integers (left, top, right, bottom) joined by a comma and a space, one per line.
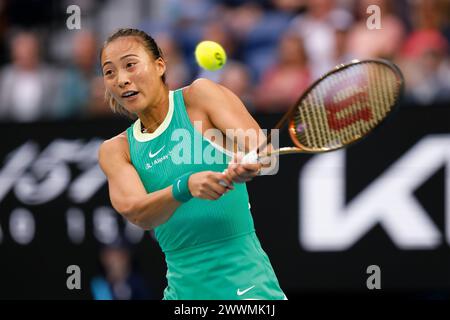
155, 57, 166, 78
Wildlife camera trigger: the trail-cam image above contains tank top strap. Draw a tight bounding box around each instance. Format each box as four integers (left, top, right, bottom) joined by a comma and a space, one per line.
172, 88, 195, 131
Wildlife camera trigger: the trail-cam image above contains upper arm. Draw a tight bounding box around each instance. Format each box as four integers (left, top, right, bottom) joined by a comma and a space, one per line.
185, 78, 264, 153
98, 133, 147, 215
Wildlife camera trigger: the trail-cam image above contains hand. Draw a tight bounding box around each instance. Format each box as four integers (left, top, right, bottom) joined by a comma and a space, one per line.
188, 171, 234, 200
225, 153, 262, 183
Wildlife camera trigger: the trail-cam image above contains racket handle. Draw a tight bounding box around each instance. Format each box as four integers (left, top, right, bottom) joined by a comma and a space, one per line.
241, 150, 259, 164
219, 150, 259, 187
219, 179, 228, 187
219, 169, 229, 187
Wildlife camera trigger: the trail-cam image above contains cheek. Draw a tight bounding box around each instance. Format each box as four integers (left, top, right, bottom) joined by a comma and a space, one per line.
131, 64, 158, 89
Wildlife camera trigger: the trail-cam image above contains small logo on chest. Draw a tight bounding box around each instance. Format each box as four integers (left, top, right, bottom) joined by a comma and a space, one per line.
149, 145, 165, 158
145, 146, 171, 170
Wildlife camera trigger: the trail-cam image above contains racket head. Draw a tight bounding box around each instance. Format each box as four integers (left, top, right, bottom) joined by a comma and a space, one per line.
288, 59, 404, 153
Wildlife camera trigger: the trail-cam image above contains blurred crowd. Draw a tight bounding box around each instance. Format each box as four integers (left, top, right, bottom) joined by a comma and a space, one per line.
0, 0, 449, 122
90, 237, 154, 300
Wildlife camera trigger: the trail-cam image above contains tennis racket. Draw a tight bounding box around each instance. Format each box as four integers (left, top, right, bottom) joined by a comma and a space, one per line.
240, 58, 404, 164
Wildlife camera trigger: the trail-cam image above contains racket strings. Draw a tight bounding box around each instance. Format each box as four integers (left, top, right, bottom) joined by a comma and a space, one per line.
292, 62, 401, 151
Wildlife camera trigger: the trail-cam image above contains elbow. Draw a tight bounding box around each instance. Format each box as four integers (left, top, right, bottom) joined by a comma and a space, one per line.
113, 199, 154, 230
113, 198, 136, 218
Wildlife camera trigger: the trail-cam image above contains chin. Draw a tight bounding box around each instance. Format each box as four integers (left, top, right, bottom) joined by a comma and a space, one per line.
127, 106, 149, 114
124, 103, 146, 114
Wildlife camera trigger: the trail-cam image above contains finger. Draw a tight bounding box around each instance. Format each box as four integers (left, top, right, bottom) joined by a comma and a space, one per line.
227, 163, 251, 182
227, 164, 240, 180
201, 178, 224, 199
241, 163, 263, 176
206, 187, 223, 200
235, 166, 255, 179
240, 163, 262, 172
207, 174, 229, 193
213, 172, 234, 189
218, 179, 234, 189
209, 182, 227, 196
218, 173, 234, 188
226, 172, 242, 184
229, 166, 248, 183
232, 165, 260, 182
201, 188, 219, 200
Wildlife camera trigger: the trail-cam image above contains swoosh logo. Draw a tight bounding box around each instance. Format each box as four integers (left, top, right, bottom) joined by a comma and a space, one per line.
237, 285, 255, 296
149, 146, 165, 158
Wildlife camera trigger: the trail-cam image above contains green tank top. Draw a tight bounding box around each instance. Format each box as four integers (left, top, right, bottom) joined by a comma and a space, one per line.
126, 89, 285, 300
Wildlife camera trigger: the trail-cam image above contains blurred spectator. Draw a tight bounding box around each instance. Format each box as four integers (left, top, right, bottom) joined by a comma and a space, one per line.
86, 76, 112, 118
410, 0, 448, 31
345, 0, 405, 60
441, 1, 450, 43
219, 61, 255, 111
55, 30, 102, 119
334, 23, 352, 63
155, 32, 191, 89
224, 1, 264, 40
0, 0, 449, 121
196, 21, 238, 82
254, 33, 311, 112
270, 0, 306, 13
398, 0, 450, 105
90, 238, 153, 300
0, 31, 60, 122
224, 2, 293, 79
0, 1, 7, 66
203, 21, 238, 61
156, 0, 215, 29
289, 0, 353, 78
97, 0, 143, 43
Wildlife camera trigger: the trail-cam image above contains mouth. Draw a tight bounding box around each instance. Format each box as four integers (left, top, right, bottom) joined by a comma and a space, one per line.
121, 90, 139, 99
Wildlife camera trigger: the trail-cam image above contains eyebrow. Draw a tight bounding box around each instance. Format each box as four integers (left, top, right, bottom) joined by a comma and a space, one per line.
102, 54, 139, 68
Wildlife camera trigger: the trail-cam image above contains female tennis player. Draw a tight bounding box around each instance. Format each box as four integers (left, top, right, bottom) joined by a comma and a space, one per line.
98, 28, 286, 300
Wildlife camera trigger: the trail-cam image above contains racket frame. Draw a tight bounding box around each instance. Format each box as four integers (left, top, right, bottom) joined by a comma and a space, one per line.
271, 59, 404, 156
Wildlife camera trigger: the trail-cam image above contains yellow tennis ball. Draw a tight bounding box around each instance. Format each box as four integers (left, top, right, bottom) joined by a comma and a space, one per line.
195, 41, 227, 71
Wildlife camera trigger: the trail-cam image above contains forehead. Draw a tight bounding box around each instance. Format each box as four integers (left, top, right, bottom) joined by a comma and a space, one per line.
101, 37, 148, 63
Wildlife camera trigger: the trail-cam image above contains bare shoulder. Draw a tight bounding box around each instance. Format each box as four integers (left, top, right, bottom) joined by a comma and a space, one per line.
98, 131, 130, 170
183, 78, 231, 111
186, 78, 222, 93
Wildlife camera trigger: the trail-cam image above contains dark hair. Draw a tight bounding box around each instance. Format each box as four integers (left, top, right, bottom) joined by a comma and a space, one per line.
100, 28, 166, 118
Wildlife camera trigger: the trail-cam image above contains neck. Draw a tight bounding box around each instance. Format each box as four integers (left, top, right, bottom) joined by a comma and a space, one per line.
138, 86, 169, 134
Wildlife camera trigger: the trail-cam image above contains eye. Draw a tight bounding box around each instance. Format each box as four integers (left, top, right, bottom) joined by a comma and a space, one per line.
104, 70, 113, 76
126, 62, 136, 69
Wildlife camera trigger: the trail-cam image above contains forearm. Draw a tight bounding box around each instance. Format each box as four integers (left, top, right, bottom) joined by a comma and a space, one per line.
123, 186, 181, 230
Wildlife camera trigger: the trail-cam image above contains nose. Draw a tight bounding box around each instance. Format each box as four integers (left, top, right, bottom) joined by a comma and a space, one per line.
117, 70, 130, 88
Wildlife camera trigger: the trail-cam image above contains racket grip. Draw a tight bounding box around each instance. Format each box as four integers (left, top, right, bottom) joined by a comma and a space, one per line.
241, 150, 259, 164
219, 169, 228, 187
219, 180, 228, 187
219, 150, 258, 187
